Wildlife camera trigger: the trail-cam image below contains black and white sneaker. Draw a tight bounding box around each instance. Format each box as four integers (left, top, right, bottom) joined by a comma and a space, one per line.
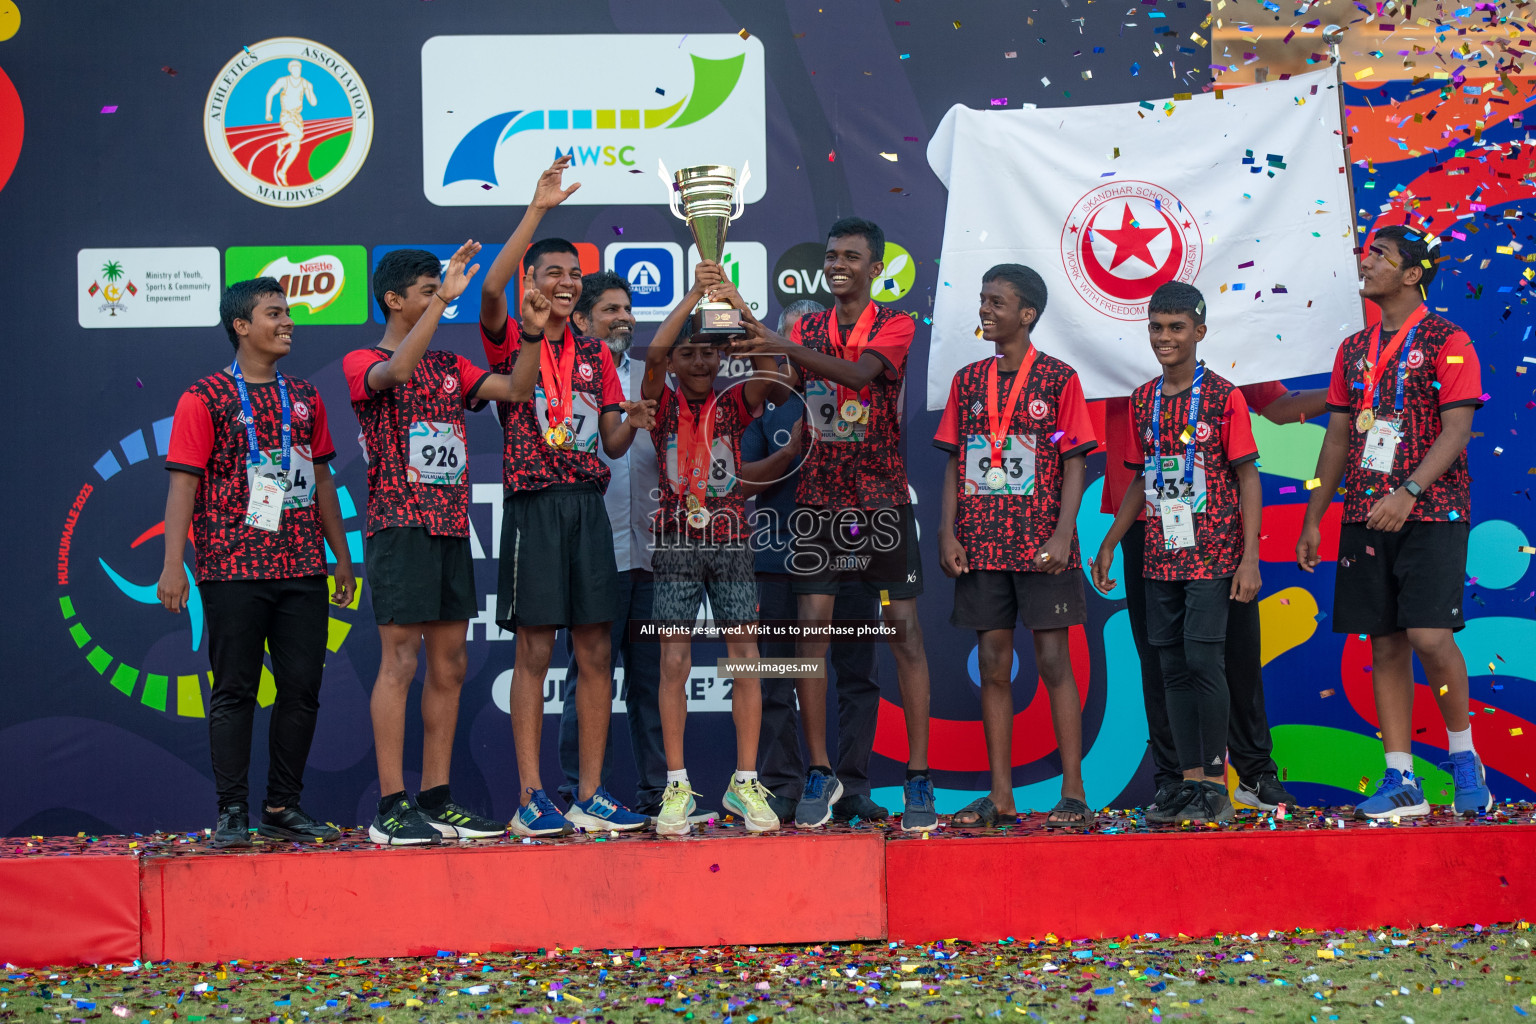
1233, 772, 1297, 812
418, 794, 508, 840
210, 804, 251, 848
258, 805, 341, 843
369, 795, 442, 846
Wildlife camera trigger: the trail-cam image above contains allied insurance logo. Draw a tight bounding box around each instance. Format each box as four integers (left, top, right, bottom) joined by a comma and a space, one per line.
1060, 181, 1202, 321
56, 416, 364, 719
422, 34, 766, 207
204, 37, 373, 208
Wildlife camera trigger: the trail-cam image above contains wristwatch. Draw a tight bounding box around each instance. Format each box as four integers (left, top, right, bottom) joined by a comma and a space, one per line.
1402, 480, 1424, 498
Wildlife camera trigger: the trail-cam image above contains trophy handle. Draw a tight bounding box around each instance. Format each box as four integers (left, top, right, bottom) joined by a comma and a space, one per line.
658, 158, 686, 221
730, 160, 751, 222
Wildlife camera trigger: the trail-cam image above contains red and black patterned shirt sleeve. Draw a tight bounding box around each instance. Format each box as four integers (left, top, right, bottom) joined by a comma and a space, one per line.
165, 371, 332, 583
1326, 311, 1481, 523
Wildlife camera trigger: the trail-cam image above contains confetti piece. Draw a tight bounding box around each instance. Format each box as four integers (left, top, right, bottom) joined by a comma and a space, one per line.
481, 183, 493, 190
827, 150, 835, 162
1447, 355, 1464, 363
990, 97, 1007, 106
1514, 727, 1525, 736
953, 20, 963, 28
1320, 688, 1336, 697
612, 226, 624, 235
709, 862, 720, 872
1355, 67, 1375, 80
101, 105, 118, 114
1305, 478, 1322, 490
1439, 685, 1449, 695
1279, 485, 1296, 494
737, 28, 750, 39
160, 66, 177, 76
880, 589, 891, 606
879, 152, 898, 161
1519, 546, 1536, 554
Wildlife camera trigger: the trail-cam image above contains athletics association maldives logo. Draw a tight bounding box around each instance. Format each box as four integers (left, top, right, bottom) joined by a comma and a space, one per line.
204, 37, 373, 208
56, 416, 364, 719
1061, 180, 1203, 322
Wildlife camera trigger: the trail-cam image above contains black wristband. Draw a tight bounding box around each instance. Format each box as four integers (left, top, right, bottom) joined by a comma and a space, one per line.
519, 330, 543, 344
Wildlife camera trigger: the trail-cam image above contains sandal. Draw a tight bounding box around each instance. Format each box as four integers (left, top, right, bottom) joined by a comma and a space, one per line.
950, 796, 1000, 827
1043, 796, 1094, 829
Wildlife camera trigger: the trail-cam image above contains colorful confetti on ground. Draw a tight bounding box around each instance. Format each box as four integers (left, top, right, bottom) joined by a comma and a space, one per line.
3, 925, 1532, 1022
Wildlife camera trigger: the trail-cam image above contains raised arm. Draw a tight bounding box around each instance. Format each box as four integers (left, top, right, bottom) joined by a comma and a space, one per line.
366, 240, 481, 393
479, 156, 581, 337
642, 266, 712, 403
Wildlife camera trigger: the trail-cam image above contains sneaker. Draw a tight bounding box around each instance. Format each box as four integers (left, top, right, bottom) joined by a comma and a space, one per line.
1147, 780, 1184, 815
723, 776, 781, 833
1185, 780, 1235, 824
1146, 780, 1199, 824
1446, 750, 1494, 816
210, 804, 251, 848
656, 780, 697, 836
568, 786, 648, 832
1233, 772, 1297, 812
833, 793, 890, 822
766, 792, 796, 823
794, 769, 844, 829
418, 793, 507, 840
369, 796, 442, 846
259, 805, 341, 843
1354, 769, 1430, 820
511, 788, 574, 837
901, 774, 939, 832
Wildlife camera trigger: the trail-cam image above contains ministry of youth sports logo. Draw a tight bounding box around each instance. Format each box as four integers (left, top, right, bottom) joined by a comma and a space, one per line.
1060, 181, 1202, 322
204, 37, 373, 208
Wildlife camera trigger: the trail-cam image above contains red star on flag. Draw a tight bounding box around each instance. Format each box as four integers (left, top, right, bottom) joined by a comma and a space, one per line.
1092, 203, 1165, 270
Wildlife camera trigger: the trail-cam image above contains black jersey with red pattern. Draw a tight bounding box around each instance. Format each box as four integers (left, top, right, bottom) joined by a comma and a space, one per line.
1125, 368, 1259, 581
934, 351, 1099, 572
650, 385, 755, 543
1324, 310, 1483, 524
343, 347, 490, 538
481, 320, 625, 495
165, 370, 336, 583
792, 306, 914, 510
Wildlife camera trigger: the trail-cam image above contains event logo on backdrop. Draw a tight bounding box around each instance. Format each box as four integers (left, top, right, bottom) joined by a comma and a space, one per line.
225, 245, 369, 325
77, 248, 220, 329
55, 416, 366, 720
604, 242, 683, 322
1061, 182, 1203, 321
204, 38, 373, 208
421, 34, 767, 206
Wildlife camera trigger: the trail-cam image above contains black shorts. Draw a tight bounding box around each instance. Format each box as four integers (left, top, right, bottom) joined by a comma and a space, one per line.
951, 568, 1087, 632
364, 527, 477, 626
789, 504, 923, 599
652, 539, 757, 626
1333, 521, 1468, 635
497, 483, 619, 631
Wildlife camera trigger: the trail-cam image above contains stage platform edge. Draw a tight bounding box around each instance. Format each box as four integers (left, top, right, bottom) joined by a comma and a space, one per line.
0, 856, 140, 967
139, 832, 887, 963
884, 826, 1536, 941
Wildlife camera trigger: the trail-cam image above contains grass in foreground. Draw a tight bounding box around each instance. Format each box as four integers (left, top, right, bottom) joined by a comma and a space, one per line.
3, 924, 1532, 1024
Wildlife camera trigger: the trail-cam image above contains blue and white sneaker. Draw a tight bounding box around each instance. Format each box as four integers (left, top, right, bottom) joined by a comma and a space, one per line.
794, 769, 843, 829
1353, 769, 1430, 820
511, 788, 573, 837
901, 774, 939, 832
1446, 750, 1494, 816
567, 786, 647, 832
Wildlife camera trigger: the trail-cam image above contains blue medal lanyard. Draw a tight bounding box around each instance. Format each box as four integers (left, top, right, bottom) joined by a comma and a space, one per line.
231, 360, 291, 475
1386, 325, 1419, 422
1152, 362, 1204, 493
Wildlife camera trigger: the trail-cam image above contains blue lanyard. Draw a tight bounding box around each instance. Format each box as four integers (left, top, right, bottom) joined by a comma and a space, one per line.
230, 360, 291, 473
1152, 362, 1204, 491
1389, 326, 1419, 419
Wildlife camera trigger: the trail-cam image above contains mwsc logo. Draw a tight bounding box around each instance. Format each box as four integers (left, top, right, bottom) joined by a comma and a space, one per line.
422, 35, 766, 207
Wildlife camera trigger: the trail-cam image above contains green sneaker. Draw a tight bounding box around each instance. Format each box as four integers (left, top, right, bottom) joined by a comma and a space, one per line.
723, 775, 781, 833
656, 779, 697, 836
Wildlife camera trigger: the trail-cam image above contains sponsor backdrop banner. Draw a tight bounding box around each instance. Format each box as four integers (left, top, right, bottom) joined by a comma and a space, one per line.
2, 1, 1532, 836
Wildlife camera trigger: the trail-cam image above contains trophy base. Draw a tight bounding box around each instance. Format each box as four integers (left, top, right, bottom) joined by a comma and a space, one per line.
689, 305, 743, 344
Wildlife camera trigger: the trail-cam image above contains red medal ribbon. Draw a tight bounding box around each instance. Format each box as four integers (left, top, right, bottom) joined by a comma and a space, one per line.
828, 301, 880, 412
986, 345, 1038, 471
674, 390, 719, 504
1361, 303, 1428, 411
537, 325, 577, 431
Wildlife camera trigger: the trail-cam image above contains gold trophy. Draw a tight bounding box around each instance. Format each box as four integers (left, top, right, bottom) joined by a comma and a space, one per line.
660, 159, 752, 342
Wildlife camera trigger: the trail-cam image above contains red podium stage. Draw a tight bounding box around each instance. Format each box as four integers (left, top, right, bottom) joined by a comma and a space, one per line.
3, 811, 1532, 967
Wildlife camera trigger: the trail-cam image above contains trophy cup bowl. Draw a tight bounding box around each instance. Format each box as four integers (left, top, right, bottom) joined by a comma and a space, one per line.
666, 162, 750, 343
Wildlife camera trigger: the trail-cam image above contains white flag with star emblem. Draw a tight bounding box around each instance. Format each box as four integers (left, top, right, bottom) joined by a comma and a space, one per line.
924, 68, 1361, 406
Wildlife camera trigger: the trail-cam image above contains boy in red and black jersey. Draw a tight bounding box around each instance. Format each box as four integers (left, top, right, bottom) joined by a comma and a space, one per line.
1099, 380, 1324, 815
639, 262, 783, 836
1299, 224, 1491, 818
935, 265, 1098, 829
732, 217, 936, 833
157, 278, 356, 849
477, 157, 657, 837
1093, 282, 1263, 825
345, 242, 531, 847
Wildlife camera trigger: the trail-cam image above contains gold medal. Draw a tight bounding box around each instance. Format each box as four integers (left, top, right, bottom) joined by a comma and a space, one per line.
857, 402, 872, 424
545, 426, 563, 448
840, 399, 863, 423
1356, 408, 1375, 434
